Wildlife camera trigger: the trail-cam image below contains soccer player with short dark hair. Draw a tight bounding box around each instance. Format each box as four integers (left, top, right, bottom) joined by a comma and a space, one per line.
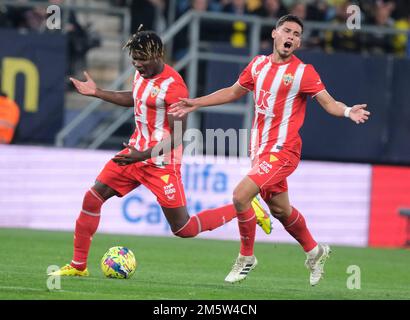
50, 27, 272, 277
170, 14, 370, 285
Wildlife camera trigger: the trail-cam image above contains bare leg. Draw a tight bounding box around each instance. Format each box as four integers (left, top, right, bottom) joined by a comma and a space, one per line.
263, 191, 292, 222
161, 206, 190, 233
232, 176, 260, 212
94, 180, 121, 201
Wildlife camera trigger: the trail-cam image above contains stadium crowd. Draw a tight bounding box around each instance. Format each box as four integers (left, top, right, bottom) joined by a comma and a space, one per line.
1, 0, 409, 68
0, 0, 101, 76
113, 0, 410, 57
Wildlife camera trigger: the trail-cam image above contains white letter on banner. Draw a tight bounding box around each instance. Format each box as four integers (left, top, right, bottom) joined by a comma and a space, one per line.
346, 5, 361, 30
47, 5, 61, 30
346, 265, 361, 289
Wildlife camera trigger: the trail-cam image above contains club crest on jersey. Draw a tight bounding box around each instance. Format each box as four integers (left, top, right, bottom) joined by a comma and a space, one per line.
283, 73, 294, 86
151, 85, 160, 97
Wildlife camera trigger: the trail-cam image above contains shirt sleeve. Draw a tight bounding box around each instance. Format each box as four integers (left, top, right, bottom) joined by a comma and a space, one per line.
237, 56, 260, 91
300, 64, 326, 98
164, 80, 189, 109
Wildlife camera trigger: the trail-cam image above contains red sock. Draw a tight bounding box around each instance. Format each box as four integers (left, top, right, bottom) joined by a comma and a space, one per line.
197, 204, 236, 231
174, 204, 236, 237
70, 188, 104, 270
237, 207, 256, 256
280, 207, 317, 252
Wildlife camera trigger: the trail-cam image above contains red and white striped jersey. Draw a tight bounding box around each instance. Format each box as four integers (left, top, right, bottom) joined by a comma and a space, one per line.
130, 64, 188, 166
237, 54, 326, 159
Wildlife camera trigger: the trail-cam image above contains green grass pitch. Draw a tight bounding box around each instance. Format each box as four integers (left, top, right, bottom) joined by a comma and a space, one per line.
0, 228, 409, 300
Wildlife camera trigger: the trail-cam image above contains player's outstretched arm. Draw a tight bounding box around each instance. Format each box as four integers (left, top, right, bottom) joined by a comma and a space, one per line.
70, 71, 134, 107
169, 83, 248, 118
315, 90, 370, 124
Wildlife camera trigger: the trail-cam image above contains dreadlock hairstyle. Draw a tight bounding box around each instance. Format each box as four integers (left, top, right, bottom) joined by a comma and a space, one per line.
123, 24, 164, 60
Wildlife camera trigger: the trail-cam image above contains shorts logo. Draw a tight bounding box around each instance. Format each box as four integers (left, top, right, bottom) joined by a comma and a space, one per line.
163, 183, 176, 200
151, 85, 160, 97
283, 73, 294, 86
160, 174, 170, 184
258, 161, 272, 175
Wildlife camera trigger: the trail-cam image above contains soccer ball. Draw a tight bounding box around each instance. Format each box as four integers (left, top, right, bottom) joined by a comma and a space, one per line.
100, 246, 137, 279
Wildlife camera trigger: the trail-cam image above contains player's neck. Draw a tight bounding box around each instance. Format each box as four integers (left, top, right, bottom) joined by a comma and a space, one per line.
271, 50, 293, 65
152, 61, 165, 77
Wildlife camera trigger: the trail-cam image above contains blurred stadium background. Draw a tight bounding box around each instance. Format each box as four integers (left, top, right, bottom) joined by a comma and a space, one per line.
0, 0, 410, 299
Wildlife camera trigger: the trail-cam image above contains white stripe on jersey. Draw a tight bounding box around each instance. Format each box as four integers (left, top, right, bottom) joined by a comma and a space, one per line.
250, 61, 272, 158
251, 56, 267, 77
271, 63, 306, 152
256, 64, 289, 156
132, 76, 144, 147
154, 77, 175, 141
250, 120, 259, 160
132, 75, 144, 101
247, 56, 267, 159
153, 76, 175, 165
136, 80, 154, 151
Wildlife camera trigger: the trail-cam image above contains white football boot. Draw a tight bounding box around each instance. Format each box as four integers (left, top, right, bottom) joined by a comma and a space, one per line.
224, 254, 258, 283
305, 244, 331, 286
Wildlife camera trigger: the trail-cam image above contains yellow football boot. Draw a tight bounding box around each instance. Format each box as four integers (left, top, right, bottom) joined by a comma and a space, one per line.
48, 264, 89, 277
252, 197, 273, 235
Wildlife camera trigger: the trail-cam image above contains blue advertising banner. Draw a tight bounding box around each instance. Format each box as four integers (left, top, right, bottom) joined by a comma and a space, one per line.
0, 28, 66, 144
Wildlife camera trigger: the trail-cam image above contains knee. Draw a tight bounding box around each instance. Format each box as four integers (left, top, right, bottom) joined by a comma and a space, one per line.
173, 217, 199, 238
232, 189, 251, 212
82, 188, 105, 213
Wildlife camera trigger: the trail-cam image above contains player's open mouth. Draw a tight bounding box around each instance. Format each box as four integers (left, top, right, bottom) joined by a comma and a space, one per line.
284, 41, 292, 49
137, 69, 147, 76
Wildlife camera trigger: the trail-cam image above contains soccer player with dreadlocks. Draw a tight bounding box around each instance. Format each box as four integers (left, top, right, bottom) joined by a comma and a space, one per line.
50, 28, 272, 277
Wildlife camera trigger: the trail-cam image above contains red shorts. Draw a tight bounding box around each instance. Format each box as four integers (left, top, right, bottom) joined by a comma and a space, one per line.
96, 153, 186, 208
247, 150, 300, 202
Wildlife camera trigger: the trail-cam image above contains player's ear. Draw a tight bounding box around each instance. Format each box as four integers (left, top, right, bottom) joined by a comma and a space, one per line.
271, 28, 276, 40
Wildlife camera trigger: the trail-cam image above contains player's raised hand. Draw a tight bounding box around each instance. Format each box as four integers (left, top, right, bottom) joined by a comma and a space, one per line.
69, 71, 97, 96
349, 104, 370, 124
169, 98, 200, 118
